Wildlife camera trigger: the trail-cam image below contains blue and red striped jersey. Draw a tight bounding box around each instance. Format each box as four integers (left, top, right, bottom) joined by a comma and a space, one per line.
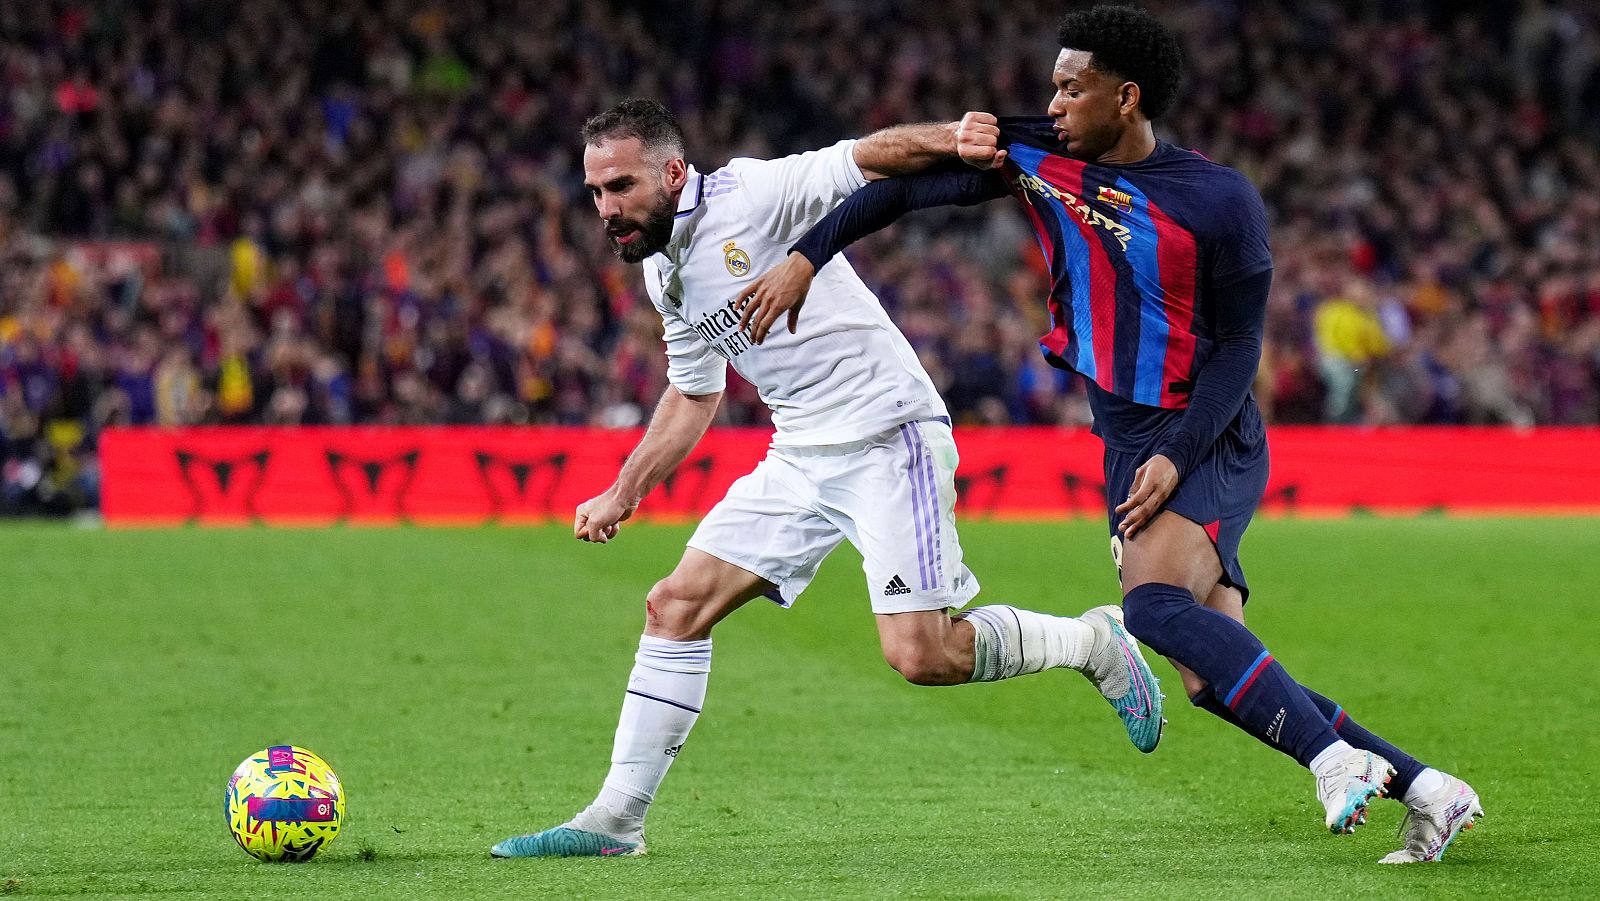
998, 117, 1272, 410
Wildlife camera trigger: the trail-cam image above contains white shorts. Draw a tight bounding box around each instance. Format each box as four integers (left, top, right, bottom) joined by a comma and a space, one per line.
688, 419, 980, 615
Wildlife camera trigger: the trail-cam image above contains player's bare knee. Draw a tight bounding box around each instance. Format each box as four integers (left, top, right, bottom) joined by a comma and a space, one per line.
644, 577, 711, 641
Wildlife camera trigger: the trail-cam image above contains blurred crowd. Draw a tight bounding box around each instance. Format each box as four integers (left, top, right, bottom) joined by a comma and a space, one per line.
2, 0, 1599, 512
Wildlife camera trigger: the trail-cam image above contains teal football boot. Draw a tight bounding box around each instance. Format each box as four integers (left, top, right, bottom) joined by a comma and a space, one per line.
491, 826, 645, 859
1082, 604, 1166, 753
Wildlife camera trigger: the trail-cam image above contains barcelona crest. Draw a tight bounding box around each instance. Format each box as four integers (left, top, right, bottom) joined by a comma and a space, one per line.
1097, 186, 1134, 213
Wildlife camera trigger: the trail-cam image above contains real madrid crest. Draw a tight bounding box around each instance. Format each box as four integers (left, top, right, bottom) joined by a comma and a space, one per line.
723, 241, 752, 277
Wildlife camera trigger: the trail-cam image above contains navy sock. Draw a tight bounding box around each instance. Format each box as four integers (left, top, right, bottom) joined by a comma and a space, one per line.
1124, 582, 1339, 768
1191, 684, 1428, 794
1300, 687, 1427, 798
1189, 685, 1275, 750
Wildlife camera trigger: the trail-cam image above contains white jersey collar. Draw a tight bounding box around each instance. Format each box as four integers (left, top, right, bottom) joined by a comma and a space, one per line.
668, 165, 704, 248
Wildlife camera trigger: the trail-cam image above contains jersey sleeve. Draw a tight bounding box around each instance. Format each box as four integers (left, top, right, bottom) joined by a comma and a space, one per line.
1207, 173, 1273, 287
996, 115, 1060, 148
733, 139, 871, 244
790, 162, 1009, 269
642, 258, 726, 396
1152, 268, 1271, 479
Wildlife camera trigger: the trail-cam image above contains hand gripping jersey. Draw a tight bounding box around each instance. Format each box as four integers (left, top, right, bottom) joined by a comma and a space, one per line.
642, 140, 947, 446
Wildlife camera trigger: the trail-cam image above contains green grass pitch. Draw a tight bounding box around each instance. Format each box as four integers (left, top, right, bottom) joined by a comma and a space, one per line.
2, 517, 1597, 899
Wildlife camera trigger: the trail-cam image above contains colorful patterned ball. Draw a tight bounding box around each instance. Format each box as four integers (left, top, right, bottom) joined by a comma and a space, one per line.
225, 745, 345, 862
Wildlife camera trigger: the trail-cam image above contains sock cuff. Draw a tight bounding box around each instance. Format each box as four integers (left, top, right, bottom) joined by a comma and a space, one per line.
1401, 767, 1446, 804
960, 605, 1015, 634
598, 780, 655, 812
958, 606, 1011, 682
1123, 582, 1196, 603
1307, 738, 1353, 775
637, 635, 713, 674
1189, 684, 1224, 709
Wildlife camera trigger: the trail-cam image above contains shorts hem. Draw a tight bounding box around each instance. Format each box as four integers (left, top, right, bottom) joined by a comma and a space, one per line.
685, 539, 798, 607
870, 580, 980, 616
1163, 508, 1251, 603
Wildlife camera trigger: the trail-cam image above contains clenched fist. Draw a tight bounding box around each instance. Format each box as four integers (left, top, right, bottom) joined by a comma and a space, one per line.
956, 111, 1007, 170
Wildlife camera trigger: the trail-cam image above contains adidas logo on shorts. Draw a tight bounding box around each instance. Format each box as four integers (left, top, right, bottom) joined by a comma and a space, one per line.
883, 575, 912, 597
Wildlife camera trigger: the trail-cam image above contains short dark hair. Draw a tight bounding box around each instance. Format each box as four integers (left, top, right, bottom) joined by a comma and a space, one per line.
1056, 5, 1184, 120
580, 99, 685, 157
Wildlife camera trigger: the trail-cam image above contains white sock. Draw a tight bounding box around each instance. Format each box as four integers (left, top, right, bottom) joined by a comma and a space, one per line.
1403, 767, 1448, 804
961, 605, 1094, 682
568, 634, 710, 839
1308, 739, 1356, 778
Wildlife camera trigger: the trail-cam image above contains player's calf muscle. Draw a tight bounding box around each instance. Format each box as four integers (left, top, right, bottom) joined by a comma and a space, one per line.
886, 653, 969, 685
877, 612, 974, 685
1203, 584, 1245, 622
883, 641, 970, 685
1170, 586, 1246, 697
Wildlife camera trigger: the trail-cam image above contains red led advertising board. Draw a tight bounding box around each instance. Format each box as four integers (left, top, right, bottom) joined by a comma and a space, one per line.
100, 426, 1600, 526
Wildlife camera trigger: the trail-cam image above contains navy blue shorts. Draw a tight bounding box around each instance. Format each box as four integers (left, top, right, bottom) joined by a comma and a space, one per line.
1105, 419, 1270, 601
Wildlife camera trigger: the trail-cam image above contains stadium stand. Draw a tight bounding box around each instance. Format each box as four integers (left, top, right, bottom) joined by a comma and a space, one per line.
2, 0, 1598, 513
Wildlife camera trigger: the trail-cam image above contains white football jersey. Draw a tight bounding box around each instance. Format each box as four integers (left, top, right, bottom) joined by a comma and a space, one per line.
641, 140, 948, 446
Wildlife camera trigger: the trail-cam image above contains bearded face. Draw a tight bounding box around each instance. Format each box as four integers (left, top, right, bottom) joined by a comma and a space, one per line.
604, 184, 676, 263
583, 137, 688, 264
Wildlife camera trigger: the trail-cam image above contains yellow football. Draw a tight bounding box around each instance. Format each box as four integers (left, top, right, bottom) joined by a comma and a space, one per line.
225, 745, 345, 862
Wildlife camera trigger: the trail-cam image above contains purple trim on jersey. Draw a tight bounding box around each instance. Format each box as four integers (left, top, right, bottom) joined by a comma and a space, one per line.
899, 424, 934, 590
910, 422, 945, 587
704, 170, 739, 198
673, 173, 706, 219
902, 425, 934, 592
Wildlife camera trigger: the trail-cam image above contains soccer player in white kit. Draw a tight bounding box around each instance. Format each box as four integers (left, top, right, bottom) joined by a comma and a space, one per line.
490, 100, 1165, 860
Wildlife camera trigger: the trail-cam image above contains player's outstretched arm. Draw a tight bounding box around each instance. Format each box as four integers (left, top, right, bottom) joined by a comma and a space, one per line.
853, 112, 1008, 179
734, 166, 1008, 343
575, 386, 723, 543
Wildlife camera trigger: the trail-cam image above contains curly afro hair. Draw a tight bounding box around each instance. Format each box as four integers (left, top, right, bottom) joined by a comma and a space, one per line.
1056, 5, 1184, 120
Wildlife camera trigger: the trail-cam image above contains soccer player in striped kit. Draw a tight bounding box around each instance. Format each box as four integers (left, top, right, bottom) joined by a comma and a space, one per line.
490, 98, 1164, 860
737, 5, 1481, 864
